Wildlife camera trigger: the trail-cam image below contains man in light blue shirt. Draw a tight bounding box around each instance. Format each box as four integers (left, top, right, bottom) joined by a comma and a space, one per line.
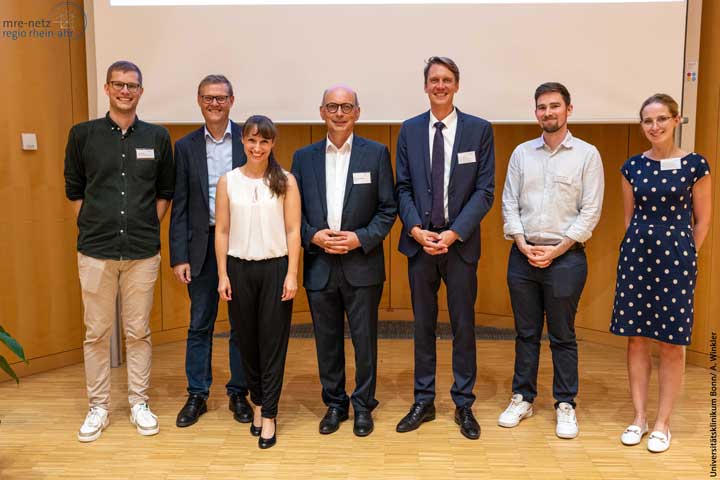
499, 82, 604, 440
169, 75, 251, 427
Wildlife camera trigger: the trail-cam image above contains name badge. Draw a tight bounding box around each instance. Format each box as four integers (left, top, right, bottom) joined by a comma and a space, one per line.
136, 148, 155, 160
353, 172, 371, 184
660, 157, 682, 171
554, 175, 572, 184
458, 151, 476, 164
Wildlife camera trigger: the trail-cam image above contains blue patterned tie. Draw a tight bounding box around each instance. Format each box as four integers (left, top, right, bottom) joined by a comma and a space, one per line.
431, 121, 446, 228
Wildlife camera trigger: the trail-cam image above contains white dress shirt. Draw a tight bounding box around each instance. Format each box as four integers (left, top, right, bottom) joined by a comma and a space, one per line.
502, 131, 604, 244
205, 120, 233, 225
428, 108, 457, 222
325, 134, 353, 231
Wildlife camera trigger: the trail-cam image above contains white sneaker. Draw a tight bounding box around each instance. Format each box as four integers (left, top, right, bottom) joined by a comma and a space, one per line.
78, 406, 109, 442
498, 394, 533, 428
647, 430, 671, 453
555, 402, 578, 439
620, 423, 648, 445
130, 402, 159, 436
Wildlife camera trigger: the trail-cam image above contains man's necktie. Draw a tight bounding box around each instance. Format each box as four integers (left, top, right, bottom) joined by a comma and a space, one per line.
431, 121, 446, 228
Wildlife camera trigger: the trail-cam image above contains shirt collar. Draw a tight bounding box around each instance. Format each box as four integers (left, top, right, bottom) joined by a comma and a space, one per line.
204, 120, 232, 143
105, 111, 138, 133
533, 130, 574, 150
429, 107, 457, 129
326, 133, 354, 154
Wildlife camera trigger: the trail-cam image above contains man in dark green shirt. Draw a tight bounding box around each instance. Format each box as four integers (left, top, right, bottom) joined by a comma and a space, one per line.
64, 60, 174, 443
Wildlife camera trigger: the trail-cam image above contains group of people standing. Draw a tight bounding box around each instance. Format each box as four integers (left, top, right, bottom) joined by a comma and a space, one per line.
64, 57, 711, 454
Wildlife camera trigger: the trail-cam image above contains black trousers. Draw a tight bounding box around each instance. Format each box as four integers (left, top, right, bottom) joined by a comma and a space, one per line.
507, 245, 587, 407
227, 256, 293, 418
306, 260, 382, 414
408, 246, 478, 408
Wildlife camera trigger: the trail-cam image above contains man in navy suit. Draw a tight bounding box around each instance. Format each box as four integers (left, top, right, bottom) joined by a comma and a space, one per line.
395, 57, 495, 440
169, 75, 252, 427
291, 86, 396, 437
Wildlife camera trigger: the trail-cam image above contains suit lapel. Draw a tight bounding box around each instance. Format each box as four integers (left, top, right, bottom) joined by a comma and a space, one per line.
420, 112, 432, 187
342, 136, 365, 213
193, 128, 210, 208
313, 141, 328, 219
448, 109, 464, 180
230, 121, 246, 169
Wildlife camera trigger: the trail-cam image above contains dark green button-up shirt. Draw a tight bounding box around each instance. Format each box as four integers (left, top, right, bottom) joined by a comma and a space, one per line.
64, 113, 174, 260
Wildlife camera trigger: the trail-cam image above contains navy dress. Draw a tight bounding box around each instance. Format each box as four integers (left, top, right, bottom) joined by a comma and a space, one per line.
610, 153, 710, 345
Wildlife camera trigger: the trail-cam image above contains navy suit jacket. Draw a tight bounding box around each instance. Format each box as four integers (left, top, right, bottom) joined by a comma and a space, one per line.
169, 121, 246, 274
291, 135, 397, 291
395, 109, 495, 263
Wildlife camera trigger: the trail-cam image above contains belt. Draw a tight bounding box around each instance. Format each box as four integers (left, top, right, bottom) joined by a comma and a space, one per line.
526, 241, 585, 251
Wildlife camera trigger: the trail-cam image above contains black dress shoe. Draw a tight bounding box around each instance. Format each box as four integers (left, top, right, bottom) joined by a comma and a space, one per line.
454, 406, 481, 440
353, 411, 374, 437
228, 393, 252, 423
396, 402, 435, 433
258, 418, 276, 449
176, 394, 208, 428
319, 407, 349, 435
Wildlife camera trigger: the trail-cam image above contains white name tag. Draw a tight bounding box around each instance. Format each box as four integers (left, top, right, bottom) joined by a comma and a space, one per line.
353, 172, 371, 184
136, 148, 155, 160
660, 157, 682, 171
458, 151, 476, 164
554, 175, 572, 184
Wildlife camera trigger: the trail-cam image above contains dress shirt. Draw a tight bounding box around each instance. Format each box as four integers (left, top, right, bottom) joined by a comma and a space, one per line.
325, 134, 353, 231
204, 120, 233, 225
428, 108, 457, 222
64, 112, 174, 260
502, 131, 604, 245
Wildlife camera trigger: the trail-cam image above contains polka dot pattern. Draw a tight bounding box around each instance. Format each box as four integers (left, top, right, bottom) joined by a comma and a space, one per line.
610, 153, 710, 346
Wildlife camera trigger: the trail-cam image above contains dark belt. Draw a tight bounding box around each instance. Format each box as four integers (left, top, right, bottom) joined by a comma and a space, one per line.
428, 225, 450, 233
526, 241, 585, 251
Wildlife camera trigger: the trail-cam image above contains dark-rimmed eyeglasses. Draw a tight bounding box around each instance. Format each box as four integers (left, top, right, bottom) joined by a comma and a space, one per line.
200, 95, 230, 105
323, 103, 355, 114
109, 81, 141, 93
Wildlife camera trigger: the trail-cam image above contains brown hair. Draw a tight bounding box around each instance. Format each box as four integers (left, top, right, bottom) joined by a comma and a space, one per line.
242, 115, 287, 197
423, 56, 460, 84
106, 60, 142, 85
198, 74, 233, 96
639, 93, 679, 120
534, 82, 571, 107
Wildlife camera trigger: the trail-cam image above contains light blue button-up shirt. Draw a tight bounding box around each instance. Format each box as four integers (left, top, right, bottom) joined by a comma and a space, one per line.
205, 121, 233, 225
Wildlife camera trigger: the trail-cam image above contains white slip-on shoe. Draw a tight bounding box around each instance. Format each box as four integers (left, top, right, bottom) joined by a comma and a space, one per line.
620, 423, 648, 445
130, 402, 159, 436
647, 430, 671, 453
498, 394, 533, 428
555, 402, 579, 439
78, 406, 109, 442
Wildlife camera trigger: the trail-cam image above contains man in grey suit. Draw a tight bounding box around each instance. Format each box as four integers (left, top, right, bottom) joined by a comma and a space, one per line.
291, 86, 396, 437
169, 75, 251, 427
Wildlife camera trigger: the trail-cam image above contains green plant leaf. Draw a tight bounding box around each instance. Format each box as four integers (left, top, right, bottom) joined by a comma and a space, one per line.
0, 355, 20, 384
0, 331, 27, 363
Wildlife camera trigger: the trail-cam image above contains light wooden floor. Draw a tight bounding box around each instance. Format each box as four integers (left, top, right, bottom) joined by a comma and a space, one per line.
0, 337, 711, 480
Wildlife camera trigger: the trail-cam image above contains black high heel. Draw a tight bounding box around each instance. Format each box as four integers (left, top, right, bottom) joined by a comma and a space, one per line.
250, 423, 262, 437
258, 418, 276, 449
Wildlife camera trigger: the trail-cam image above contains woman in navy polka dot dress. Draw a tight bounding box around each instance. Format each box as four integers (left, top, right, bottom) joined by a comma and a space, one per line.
610, 94, 712, 453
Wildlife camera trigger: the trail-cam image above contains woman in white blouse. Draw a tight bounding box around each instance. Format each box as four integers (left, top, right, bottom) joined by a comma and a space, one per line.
215, 115, 301, 449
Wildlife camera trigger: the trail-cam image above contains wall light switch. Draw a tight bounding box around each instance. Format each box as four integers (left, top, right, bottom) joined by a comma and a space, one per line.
21, 133, 38, 151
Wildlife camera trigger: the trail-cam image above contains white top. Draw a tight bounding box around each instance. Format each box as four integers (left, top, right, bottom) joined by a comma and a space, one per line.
428, 108, 457, 222
502, 131, 604, 245
226, 168, 288, 260
325, 134, 353, 231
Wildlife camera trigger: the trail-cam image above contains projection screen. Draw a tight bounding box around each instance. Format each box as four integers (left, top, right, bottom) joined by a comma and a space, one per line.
89, 0, 688, 123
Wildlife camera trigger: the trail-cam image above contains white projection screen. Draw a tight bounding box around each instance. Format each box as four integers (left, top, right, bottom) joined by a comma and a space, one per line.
89, 0, 688, 123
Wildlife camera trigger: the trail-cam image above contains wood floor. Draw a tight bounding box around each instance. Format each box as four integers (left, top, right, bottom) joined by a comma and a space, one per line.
0, 337, 711, 479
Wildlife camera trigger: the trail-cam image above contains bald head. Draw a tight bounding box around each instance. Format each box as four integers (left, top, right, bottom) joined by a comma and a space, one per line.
321, 85, 359, 107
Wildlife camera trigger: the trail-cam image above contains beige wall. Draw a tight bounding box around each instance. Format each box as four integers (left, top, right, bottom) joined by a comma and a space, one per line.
1, 0, 718, 379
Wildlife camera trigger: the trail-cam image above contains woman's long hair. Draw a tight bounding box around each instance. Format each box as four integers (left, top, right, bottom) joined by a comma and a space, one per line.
242, 115, 287, 197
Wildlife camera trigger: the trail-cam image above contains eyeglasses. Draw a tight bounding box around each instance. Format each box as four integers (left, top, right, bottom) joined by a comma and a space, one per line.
323, 103, 356, 114
641, 115, 674, 128
200, 95, 230, 105
108, 81, 141, 93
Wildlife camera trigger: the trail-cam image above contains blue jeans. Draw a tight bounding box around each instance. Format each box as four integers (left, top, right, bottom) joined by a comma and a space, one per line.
185, 234, 247, 398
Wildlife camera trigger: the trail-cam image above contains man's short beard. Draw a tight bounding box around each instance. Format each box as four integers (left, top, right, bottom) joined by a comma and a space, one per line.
542, 120, 563, 133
